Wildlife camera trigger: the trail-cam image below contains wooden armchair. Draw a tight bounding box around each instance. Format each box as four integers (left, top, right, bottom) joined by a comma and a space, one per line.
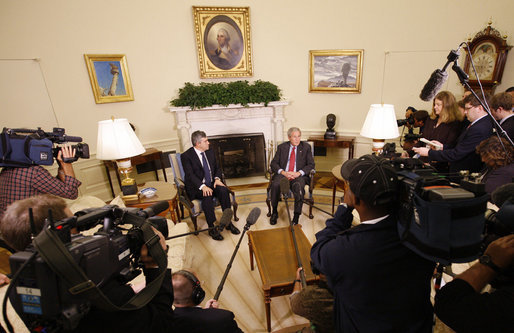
168, 152, 239, 232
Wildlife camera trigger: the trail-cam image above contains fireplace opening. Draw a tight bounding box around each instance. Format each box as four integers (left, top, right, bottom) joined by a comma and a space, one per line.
208, 133, 266, 179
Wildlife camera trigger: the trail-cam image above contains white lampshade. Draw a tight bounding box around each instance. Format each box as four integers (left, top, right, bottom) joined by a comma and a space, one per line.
360, 104, 400, 139
96, 118, 145, 160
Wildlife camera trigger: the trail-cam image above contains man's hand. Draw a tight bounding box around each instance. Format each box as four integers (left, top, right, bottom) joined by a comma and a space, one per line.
140, 226, 167, 269
204, 299, 219, 309
213, 178, 226, 188
202, 185, 213, 196
281, 171, 300, 180
412, 147, 430, 157
56, 145, 76, 181
484, 234, 514, 270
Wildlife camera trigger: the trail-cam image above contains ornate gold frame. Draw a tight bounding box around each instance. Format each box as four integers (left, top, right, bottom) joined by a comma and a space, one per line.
309, 49, 364, 93
84, 54, 134, 104
193, 6, 253, 78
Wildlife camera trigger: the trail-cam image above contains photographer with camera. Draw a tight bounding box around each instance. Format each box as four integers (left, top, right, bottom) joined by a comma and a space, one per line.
310, 155, 435, 332
0, 144, 81, 217
1, 194, 177, 333
434, 234, 514, 332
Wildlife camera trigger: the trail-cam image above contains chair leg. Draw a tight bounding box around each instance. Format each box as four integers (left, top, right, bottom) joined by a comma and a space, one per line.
266, 197, 272, 217
308, 199, 314, 219
191, 215, 199, 235
232, 201, 239, 221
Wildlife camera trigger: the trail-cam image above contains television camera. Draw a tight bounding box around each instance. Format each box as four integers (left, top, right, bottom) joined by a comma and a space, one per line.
0, 127, 89, 167
5, 201, 169, 332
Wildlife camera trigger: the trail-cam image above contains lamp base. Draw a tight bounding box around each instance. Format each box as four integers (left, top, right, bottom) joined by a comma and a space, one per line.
121, 183, 138, 196
371, 139, 386, 154
122, 193, 139, 204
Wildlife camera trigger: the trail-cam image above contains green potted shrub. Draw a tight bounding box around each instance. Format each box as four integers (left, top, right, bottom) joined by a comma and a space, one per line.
170, 80, 282, 110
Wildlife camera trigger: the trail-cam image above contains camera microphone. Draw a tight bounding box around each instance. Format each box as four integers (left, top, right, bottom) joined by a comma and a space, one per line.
245, 207, 261, 227
218, 208, 233, 232
280, 177, 290, 199
137, 201, 169, 218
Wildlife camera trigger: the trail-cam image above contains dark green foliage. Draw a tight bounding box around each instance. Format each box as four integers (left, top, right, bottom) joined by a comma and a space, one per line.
170, 80, 282, 109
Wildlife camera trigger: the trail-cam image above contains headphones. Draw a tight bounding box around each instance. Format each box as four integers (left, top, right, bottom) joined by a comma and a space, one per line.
176, 270, 205, 305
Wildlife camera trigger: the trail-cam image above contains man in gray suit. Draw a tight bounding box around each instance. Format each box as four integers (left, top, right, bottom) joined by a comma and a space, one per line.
269, 127, 315, 225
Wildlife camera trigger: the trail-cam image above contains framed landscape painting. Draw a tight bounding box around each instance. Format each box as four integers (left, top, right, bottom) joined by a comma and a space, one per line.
193, 6, 253, 78
84, 54, 134, 104
309, 49, 364, 93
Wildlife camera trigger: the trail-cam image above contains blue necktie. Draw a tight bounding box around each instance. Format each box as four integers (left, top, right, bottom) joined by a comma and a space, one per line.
201, 152, 212, 187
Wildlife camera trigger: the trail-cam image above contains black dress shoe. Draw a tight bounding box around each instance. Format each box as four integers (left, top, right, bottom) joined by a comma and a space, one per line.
292, 214, 300, 225
270, 212, 278, 225
227, 223, 240, 235
208, 229, 224, 241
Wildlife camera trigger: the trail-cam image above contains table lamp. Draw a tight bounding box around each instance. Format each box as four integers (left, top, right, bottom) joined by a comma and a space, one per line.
360, 104, 399, 154
97, 118, 145, 199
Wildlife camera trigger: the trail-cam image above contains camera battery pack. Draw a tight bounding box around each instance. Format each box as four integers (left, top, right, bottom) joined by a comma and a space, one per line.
424, 186, 475, 201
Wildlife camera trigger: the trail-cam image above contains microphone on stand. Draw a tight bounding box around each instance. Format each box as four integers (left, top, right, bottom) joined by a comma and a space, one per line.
217, 208, 233, 232
214, 207, 261, 301
419, 47, 461, 101
280, 177, 291, 199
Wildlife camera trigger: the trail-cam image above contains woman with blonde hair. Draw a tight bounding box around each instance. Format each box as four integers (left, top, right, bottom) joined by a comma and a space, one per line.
419, 91, 464, 172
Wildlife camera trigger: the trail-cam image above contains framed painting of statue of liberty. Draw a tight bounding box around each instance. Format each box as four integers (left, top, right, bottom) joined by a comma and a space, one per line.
309, 50, 364, 93
84, 54, 134, 104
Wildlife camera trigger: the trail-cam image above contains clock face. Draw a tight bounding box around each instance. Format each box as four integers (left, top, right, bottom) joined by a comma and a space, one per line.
468, 42, 497, 81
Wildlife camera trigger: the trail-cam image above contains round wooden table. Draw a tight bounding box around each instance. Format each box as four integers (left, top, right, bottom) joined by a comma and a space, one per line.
124, 181, 179, 223
331, 164, 345, 214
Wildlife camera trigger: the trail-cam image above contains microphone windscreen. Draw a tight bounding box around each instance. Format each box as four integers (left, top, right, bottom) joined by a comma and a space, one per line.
491, 183, 514, 207
139, 200, 169, 218
419, 69, 448, 101
280, 177, 290, 196
292, 181, 302, 195
246, 207, 261, 226
219, 208, 233, 231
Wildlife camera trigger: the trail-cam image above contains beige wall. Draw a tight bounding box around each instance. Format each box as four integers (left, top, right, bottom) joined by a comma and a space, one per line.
1, 0, 513, 199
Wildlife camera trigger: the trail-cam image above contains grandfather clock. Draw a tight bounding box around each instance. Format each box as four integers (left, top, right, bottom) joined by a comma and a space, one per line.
463, 22, 512, 95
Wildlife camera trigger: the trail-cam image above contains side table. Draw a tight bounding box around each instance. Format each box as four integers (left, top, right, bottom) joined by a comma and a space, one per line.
123, 181, 179, 223
307, 135, 355, 160
331, 164, 345, 214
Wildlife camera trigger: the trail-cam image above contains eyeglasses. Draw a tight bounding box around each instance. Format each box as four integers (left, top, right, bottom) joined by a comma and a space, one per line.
464, 105, 475, 111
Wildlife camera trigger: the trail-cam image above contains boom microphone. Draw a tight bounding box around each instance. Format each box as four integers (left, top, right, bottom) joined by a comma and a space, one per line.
280, 177, 290, 199
217, 208, 233, 232
419, 48, 461, 101
245, 207, 261, 226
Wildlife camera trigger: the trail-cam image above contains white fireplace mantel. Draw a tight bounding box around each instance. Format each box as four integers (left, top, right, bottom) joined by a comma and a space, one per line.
169, 101, 289, 152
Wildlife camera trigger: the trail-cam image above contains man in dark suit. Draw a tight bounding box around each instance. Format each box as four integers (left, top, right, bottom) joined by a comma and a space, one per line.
181, 131, 239, 241
269, 127, 315, 225
414, 94, 493, 177
490, 92, 513, 142
172, 270, 243, 333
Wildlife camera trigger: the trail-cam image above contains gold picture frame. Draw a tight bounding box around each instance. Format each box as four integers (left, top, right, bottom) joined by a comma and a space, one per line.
84, 54, 134, 104
193, 6, 253, 78
309, 49, 364, 93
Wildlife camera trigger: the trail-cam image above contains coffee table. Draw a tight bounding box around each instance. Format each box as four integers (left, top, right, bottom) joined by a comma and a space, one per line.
247, 225, 318, 332
124, 181, 179, 223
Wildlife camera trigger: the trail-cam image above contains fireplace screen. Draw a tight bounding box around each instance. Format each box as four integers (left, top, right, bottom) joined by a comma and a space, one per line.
208, 133, 266, 179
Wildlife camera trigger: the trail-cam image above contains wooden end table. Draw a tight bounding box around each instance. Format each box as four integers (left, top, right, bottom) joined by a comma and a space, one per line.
331, 164, 346, 214
247, 225, 318, 332
307, 135, 355, 160
123, 181, 179, 223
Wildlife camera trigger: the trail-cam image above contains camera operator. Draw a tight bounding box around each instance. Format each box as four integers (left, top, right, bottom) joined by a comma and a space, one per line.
1, 194, 176, 333
0, 144, 81, 217
401, 109, 429, 151
310, 155, 435, 332
434, 234, 514, 332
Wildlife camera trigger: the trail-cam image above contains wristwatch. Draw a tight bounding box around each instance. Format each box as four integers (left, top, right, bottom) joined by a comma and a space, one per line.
479, 255, 502, 273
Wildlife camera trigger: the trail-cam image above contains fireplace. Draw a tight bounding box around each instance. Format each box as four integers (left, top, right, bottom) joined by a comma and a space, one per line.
209, 133, 266, 179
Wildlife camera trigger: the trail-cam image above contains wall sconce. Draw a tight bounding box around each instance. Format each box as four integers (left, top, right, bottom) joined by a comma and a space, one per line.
360, 104, 399, 154
96, 118, 145, 198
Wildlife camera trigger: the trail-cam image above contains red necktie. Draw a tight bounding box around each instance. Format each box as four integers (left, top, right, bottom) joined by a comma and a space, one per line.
288, 146, 296, 172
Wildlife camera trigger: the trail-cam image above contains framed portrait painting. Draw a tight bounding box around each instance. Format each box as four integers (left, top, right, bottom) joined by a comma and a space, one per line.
84, 54, 134, 104
309, 50, 364, 93
193, 6, 253, 78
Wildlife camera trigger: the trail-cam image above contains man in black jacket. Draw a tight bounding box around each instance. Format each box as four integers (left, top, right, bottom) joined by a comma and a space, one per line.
269, 127, 315, 225
414, 94, 493, 177
181, 131, 239, 241
172, 270, 242, 333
